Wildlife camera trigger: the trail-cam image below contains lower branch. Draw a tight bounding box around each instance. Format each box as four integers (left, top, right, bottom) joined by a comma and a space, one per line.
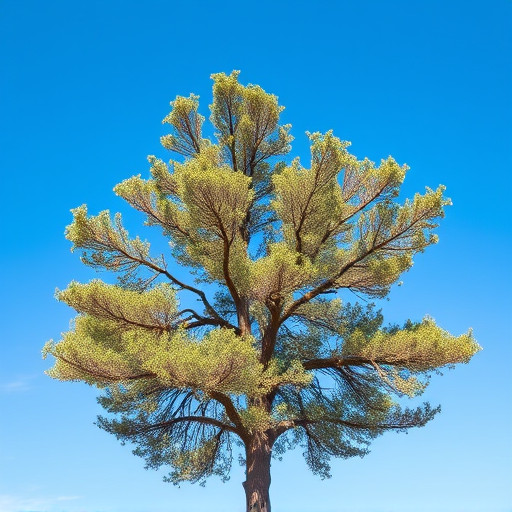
209, 391, 249, 442
127, 415, 239, 436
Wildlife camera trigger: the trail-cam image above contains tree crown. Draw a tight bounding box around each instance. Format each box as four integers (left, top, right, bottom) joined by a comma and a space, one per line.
44, 71, 480, 484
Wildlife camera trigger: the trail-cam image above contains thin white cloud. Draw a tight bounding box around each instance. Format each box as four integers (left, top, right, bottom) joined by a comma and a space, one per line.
0, 493, 81, 512
56, 496, 82, 502
0, 374, 40, 393
0, 380, 31, 393
0, 494, 48, 512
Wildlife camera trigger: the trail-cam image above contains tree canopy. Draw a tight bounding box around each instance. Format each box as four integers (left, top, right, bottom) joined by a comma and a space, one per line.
44, 71, 480, 512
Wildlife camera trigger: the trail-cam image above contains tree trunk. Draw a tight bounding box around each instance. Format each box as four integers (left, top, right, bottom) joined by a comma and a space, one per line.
243, 433, 272, 512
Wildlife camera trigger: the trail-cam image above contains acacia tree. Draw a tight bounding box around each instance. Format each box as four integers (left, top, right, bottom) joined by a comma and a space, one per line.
44, 71, 480, 512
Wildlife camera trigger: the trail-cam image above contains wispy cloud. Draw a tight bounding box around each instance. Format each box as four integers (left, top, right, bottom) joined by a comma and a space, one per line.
0, 494, 49, 512
0, 380, 31, 393
0, 374, 40, 393
56, 496, 82, 502
0, 493, 81, 512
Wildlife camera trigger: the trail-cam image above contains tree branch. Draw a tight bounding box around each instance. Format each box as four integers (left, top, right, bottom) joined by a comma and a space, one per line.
128, 415, 239, 436
272, 414, 429, 439
302, 355, 384, 372
176, 308, 241, 334
208, 391, 249, 443
280, 212, 433, 325
114, 246, 233, 329
54, 354, 157, 383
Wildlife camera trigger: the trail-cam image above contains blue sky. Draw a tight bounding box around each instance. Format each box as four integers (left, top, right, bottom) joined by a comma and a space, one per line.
0, 1, 511, 511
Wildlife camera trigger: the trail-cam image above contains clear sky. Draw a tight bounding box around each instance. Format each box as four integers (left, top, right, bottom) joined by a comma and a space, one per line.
0, 1, 511, 511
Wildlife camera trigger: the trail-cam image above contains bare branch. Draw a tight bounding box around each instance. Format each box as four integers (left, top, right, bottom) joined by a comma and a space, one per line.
127, 415, 239, 436
208, 391, 249, 443
272, 414, 430, 439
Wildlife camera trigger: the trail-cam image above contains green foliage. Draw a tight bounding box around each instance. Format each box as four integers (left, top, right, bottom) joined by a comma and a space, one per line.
44, 71, 480, 487
248, 242, 316, 304
345, 317, 479, 372
57, 281, 178, 331
161, 94, 206, 156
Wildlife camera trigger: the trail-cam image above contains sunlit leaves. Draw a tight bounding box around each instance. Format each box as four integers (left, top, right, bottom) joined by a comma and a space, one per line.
45, 323, 259, 394
248, 243, 316, 304
43, 315, 147, 385
114, 173, 185, 238
161, 94, 206, 156
57, 281, 179, 332
144, 329, 261, 394
272, 135, 410, 263
272, 132, 348, 258
209, 70, 292, 177
321, 185, 450, 296
65, 205, 163, 280
173, 149, 254, 240
343, 317, 480, 372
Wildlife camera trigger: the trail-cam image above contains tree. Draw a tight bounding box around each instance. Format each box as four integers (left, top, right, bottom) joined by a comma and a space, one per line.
43, 71, 480, 512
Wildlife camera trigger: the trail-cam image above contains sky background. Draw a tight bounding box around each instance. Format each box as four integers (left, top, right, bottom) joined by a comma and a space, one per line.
1, 1, 511, 511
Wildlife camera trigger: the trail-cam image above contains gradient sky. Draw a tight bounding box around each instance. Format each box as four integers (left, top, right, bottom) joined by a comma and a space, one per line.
1, 1, 511, 511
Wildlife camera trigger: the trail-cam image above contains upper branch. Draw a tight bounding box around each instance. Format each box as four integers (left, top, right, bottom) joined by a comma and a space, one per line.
65, 205, 233, 329
161, 94, 205, 157
280, 186, 449, 323
210, 71, 292, 178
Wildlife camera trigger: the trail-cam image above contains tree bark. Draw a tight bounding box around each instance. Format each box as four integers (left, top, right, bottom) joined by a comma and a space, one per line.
243, 433, 272, 512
